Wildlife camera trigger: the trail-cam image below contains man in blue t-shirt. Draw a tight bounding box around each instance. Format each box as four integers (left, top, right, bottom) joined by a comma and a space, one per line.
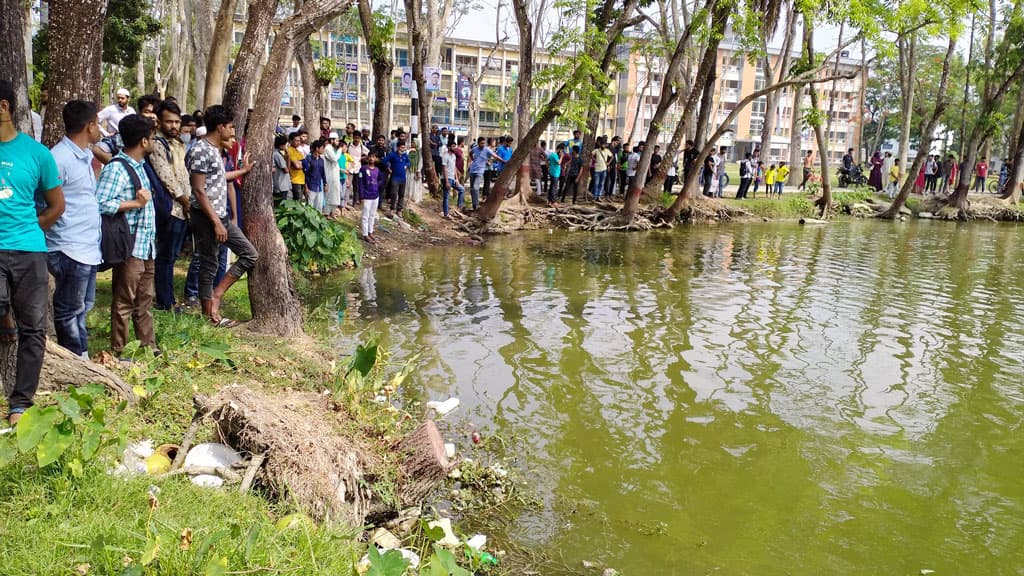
494, 137, 513, 175
383, 142, 411, 212
0, 80, 65, 425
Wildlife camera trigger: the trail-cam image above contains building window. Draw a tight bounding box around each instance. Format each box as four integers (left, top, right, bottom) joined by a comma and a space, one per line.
751, 96, 766, 117
431, 104, 451, 124
454, 109, 470, 123
441, 47, 454, 71
395, 48, 409, 67
750, 118, 764, 138
455, 55, 478, 72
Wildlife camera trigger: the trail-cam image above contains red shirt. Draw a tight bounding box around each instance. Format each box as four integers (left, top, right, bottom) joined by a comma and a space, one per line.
453, 147, 465, 178
976, 162, 988, 178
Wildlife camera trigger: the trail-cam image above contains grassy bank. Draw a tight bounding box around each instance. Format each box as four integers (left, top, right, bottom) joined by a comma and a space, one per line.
0, 269, 370, 574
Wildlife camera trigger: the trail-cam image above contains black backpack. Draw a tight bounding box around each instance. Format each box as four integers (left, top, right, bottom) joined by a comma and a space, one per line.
98, 158, 141, 271
144, 143, 173, 224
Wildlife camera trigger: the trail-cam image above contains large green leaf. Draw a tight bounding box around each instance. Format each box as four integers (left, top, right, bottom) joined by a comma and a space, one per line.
367, 545, 410, 576
348, 341, 379, 377
81, 422, 104, 461
36, 420, 75, 467
204, 556, 228, 576
56, 394, 82, 422
16, 405, 62, 454
424, 545, 473, 576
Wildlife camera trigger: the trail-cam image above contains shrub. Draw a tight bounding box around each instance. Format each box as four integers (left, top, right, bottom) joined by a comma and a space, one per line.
275, 200, 362, 273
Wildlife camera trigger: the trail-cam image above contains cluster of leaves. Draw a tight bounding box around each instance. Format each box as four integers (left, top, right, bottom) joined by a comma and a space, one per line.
335, 339, 420, 430
0, 385, 125, 474
275, 200, 363, 273
102, 0, 163, 68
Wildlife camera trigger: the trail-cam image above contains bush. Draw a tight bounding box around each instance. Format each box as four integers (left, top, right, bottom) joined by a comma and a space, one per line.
275, 200, 362, 273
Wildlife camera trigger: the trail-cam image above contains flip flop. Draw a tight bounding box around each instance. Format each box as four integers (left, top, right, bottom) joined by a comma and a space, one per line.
210, 317, 240, 328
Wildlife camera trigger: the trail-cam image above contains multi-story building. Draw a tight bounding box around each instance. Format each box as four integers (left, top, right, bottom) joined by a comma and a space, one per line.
228, 15, 863, 158
615, 38, 865, 163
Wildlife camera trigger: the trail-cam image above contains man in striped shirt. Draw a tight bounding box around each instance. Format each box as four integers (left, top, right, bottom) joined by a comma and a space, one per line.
96, 114, 158, 358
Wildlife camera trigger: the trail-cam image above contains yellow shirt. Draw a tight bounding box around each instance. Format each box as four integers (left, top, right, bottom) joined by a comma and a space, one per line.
765, 168, 777, 185
777, 165, 790, 182
889, 166, 900, 182
287, 146, 305, 185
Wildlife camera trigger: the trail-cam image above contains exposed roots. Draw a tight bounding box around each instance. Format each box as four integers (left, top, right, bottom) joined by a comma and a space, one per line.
552, 203, 672, 231
917, 195, 1023, 221
675, 196, 750, 223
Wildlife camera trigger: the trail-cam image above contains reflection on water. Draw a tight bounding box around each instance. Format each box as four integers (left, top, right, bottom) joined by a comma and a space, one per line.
315, 221, 1024, 574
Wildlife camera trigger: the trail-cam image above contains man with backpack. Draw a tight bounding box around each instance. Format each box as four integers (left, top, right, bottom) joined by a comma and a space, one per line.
95, 114, 158, 358
148, 100, 192, 312
735, 152, 753, 199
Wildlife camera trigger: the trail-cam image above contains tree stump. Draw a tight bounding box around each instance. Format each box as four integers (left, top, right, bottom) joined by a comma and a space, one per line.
393, 420, 454, 507
1, 339, 135, 403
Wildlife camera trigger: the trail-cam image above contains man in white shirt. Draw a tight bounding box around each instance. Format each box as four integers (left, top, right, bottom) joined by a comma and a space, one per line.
626, 141, 643, 192
97, 89, 136, 137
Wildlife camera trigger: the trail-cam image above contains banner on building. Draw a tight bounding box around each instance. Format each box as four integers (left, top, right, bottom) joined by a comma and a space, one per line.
457, 75, 471, 111
330, 89, 344, 101
401, 67, 414, 91
425, 67, 443, 92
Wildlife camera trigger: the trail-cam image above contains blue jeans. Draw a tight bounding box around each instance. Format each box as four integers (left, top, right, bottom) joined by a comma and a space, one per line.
592, 170, 607, 200
469, 173, 483, 209
46, 252, 96, 357
442, 181, 450, 216
155, 217, 188, 309
449, 178, 466, 209
185, 245, 227, 300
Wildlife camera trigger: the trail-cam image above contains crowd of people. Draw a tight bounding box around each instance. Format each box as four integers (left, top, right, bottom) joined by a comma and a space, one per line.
0, 82, 257, 425
862, 148, 1009, 198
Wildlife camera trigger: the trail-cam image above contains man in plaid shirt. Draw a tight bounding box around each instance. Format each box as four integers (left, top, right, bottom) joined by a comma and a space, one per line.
96, 114, 158, 358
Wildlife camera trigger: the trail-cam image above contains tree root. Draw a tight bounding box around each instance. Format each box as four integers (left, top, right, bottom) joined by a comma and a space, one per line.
552, 205, 673, 231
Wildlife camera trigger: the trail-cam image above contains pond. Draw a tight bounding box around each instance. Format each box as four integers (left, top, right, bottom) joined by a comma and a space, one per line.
315, 220, 1024, 574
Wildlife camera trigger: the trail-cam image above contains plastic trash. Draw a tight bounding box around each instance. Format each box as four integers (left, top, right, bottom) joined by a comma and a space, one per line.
427, 518, 461, 547
425, 398, 460, 416
465, 534, 487, 550
114, 440, 155, 476
184, 443, 242, 487
444, 443, 456, 459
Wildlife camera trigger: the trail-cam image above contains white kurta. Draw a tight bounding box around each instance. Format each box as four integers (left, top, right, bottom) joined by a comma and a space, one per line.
323, 145, 342, 207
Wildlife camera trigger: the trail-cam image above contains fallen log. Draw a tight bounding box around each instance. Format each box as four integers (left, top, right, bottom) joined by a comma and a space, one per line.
197, 385, 453, 526
1, 339, 135, 402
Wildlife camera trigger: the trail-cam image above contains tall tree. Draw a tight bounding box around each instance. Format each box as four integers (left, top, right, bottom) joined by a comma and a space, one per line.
241, 0, 357, 337
473, 0, 642, 221
459, 6, 507, 143
895, 30, 917, 187
42, 0, 109, 146
191, 0, 215, 108
224, 0, 280, 132
0, 0, 33, 133
204, 0, 240, 107
758, 0, 797, 160
802, 11, 833, 215
881, 36, 957, 217
948, 0, 1024, 213
294, 37, 324, 131
357, 0, 396, 139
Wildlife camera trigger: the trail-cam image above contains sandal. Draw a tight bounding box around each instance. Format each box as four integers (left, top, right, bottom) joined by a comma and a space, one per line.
210, 317, 240, 328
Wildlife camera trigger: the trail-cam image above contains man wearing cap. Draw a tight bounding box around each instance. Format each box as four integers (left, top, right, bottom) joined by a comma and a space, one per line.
98, 89, 136, 137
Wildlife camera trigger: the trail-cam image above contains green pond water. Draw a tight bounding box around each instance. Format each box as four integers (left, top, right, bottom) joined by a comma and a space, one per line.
317, 220, 1024, 575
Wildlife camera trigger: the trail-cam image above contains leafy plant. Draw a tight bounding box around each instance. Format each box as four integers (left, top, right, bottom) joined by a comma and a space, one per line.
367, 545, 410, 576
275, 200, 363, 273
0, 385, 125, 473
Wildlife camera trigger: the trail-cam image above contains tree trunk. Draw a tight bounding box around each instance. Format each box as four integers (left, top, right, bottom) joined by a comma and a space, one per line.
786, 83, 804, 185
191, 0, 214, 108
224, 0, 279, 132
2, 340, 135, 403
623, 0, 721, 218
404, 0, 441, 196
295, 39, 322, 133
357, 0, 394, 140
512, 0, 534, 202
896, 32, 916, 188
241, 0, 358, 336
803, 16, 831, 216
42, 0, 108, 147
881, 37, 956, 218
0, 0, 33, 134
822, 21, 844, 168
205, 0, 239, 107
759, 3, 797, 159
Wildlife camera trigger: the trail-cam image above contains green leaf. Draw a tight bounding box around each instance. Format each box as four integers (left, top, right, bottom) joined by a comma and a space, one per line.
68, 458, 84, 478
56, 394, 82, 422
198, 341, 231, 361
0, 442, 18, 467
37, 419, 75, 467
194, 528, 231, 567
204, 556, 228, 576
348, 341, 379, 377
367, 545, 410, 576
16, 405, 62, 454
120, 565, 143, 576
431, 545, 473, 576
81, 422, 103, 461
243, 525, 261, 562
141, 534, 161, 566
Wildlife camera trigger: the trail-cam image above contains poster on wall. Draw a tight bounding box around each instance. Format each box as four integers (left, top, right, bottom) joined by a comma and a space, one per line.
425, 67, 443, 92
457, 75, 471, 111
400, 67, 413, 91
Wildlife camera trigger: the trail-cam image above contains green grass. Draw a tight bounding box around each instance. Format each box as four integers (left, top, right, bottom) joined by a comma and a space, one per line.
723, 194, 816, 219
0, 459, 359, 575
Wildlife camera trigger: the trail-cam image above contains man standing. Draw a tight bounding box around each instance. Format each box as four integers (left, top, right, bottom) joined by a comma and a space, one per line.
0, 80, 65, 424
648, 144, 663, 186
440, 141, 463, 217
682, 140, 699, 183
973, 157, 988, 193
95, 114, 158, 358
606, 136, 622, 198
286, 132, 306, 201
287, 115, 302, 135
626, 142, 642, 194
186, 106, 259, 327
149, 100, 192, 312
319, 117, 332, 141
735, 152, 753, 199
98, 88, 136, 136
468, 136, 491, 210
47, 101, 102, 358
592, 138, 611, 201
532, 141, 548, 196
429, 125, 443, 181
384, 142, 411, 213
798, 149, 814, 191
